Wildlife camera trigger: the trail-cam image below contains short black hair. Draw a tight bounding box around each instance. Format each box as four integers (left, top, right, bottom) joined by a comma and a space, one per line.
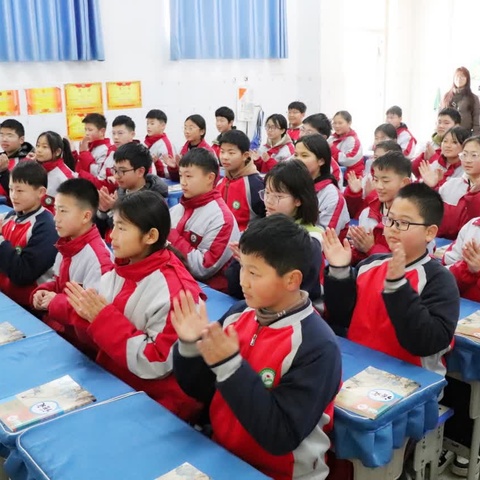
334, 110, 352, 123
0, 119, 25, 137
396, 183, 444, 226
265, 114, 288, 135
375, 140, 403, 154
302, 113, 332, 137
146, 109, 167, 123
114, 143, 152, 176
374, 123, 398, 140
288, 101, 307, 114
179, 148, 219, 175
438, 107, 461, 125
215, 106, 235, 122
219, 130, 250, 153
11, 160, 47, 188
372, 151, 412, 177
386, 105, 402, 117
82, 113, 107, 130
240, 214, 313, 277
112, 115, 135, 131
57, 178, 99, 215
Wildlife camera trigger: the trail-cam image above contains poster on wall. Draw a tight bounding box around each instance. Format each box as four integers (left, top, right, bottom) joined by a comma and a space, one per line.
64, 83, 103, 112
236, 86, 255, 122
0, 90, 20, 117
25, 87, 63, 115
66, 111, 105, 141
106, 81, 142, 110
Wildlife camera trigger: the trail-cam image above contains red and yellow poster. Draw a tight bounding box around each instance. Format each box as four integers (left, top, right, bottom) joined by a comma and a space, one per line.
66, 112, 90, 141
0, 90, 20, 117
106, 81, 142, 110
64, 83, 103, 113
25, 87, 63, 115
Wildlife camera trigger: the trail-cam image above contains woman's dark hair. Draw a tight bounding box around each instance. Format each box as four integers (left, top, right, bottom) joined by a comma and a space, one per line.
296, 134, 338, 188
185, 114, 207, 140
265, 114, 288, 137
443, 67, 475, 110
442, 126, 471, 151
37, 131, 76, 171
264, 160, 319, 225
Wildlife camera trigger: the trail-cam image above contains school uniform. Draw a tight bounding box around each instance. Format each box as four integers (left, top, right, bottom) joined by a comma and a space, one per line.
168, 139, 216, 182
75, 138, 112, 177
411, 144, 441, 179
324, 252, 460, 376
331, 158, 343, 186
255, 135, 295, 174
77, 145, 117, 194
328, 129, 363, 177
287, 127, 301, 142
443, 217, 480, 302
41, 158, 77, 213
396, 123, 417, 159
0, 206, 58, 307
428, 156, 463, 188
169, 189, 240, 292
438, 174, 480, 239
216, 161, 265, 232
2, 141, 34, 171
344, 183, 378, 220
173, 296, 341, 480
144, 134, 175, 178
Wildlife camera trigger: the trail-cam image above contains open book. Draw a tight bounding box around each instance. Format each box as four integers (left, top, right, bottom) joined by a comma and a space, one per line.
0, 375, 96, 432
0, 322, 25, 346
155, 463, 210, 480
433, 243, 451, 260
335, 366, 420, 419
456, 310, 480, 340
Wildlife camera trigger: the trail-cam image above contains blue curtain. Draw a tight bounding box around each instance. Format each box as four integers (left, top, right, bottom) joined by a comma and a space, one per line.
0, 0, 104, 61
170, 0, 288, 60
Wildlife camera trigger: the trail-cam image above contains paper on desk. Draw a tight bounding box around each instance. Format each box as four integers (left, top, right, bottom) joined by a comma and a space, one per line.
155, 462, 210, 480
456, 311, 480, 340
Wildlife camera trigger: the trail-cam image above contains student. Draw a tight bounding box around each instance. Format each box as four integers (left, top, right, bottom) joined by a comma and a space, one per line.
74, 113, 112, 179
65, 190, 203, 421
212, 106, 235, 158
253, 114, 294, 174
323, 183, 459, 375
32, 178, 113, 356
300, 113, 343, 185
287, 101, 307, 141
348, 152, 412, 265
437, 135, 480, 239
411, 108, 461, 178
169, 148, 240, 292
96, 143, 168, 240
295, 134, 350, 238
419, 126, 469, 189
385, 105, 417, 159
216, 129, 265, 232
443, 217, 480, 302
144, 109, 175, 177
328, 110, 364, 178
171, 214, 342, 480
33, 131, 76, 213
0, 161, 58, 308
365, 123, 398, 174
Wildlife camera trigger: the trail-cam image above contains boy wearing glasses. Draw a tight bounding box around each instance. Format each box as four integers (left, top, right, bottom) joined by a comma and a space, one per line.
323, 182, 459, 375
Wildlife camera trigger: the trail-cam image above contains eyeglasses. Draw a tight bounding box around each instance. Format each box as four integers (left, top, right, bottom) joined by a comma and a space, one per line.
459, 151, 480, 161
265, 125, 279, 131
259, 189, 292, 205
381, 215, 430, 231
112, 167, 135, 177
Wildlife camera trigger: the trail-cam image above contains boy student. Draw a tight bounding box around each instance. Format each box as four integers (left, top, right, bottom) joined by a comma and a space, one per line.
323, 183, 460, 375
144, 109, 175, 178
347, 152, 411, 265
287, 101, 307, 142
171, 215, 341, 480
169, 148, 240, 292
216, 130, 265, 232
0, 161, 58, 308
0, 119, 34, 170
385, 105, 417, 159
32, 178, 113, 355
212, 106, 235, 158
411, 107, 461, 178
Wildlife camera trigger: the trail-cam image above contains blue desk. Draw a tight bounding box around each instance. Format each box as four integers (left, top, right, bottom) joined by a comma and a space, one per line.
201, 284, 238, 321
15, 392, 268, 480
0, 204, 11, 215
435, 237, 452, 248
165, 179, 182, 207
335, 337, 446, 468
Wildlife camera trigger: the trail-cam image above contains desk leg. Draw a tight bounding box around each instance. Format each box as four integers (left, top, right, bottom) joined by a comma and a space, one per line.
0, 457, 8, 480
467, 381, 480, 480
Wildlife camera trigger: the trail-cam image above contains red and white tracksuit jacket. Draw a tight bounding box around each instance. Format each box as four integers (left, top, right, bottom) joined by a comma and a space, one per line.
40, 158, 77, 213
443, 217, 480, 302
255, 136, 295, 174
144, 134, 175, 178
287, 127, 301, 142
397, 124, 417, 159
169, 190, 240, 291
168, 139, 216, 182
328, 129, 363, 177
428, 156, 463, 188
411, 145, 441, 179
74, 138, 113, 177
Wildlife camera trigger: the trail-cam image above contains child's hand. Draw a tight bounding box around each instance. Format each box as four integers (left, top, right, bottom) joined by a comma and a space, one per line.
171, 290, 209, 343
346, 171, 362, 193
463, 240, 480, 273
386, 243, 406, 280
40, 292, 57, 310
261, 152, 270, 162
321, 227, 352, 266
98, 187, 117, 212
197, 322, 240, 366
65, 282, 108, 323
32, 290, 49, 310
419, 160, 443, 188
424, 142, 436, 161
163, 153, 181, 169
348, 226, 374, 253
0, 153, 9, 172
364, 176, 374, 197
249, 150, 260, 161
26, 150, 36, 160
79, 137, 89, 152
229, 241, 240, 261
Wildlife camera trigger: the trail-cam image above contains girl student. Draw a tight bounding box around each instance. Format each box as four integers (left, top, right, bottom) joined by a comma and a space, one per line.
65, 190, 204, 422
295, 134, 350, 240
252, 113, 295, 174
33, 131, 76, 213
328, 110, 364, 178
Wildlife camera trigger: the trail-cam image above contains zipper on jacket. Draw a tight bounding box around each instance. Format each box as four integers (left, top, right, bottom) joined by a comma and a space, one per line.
250, 325, 262, 346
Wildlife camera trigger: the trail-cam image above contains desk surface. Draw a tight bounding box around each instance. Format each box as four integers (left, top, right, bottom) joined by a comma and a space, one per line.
336, 337, 446, 467
201, 284, 238, 321
16, 392, 268, 480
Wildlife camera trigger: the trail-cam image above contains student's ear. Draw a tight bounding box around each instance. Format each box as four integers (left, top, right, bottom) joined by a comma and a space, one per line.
242, 151, 250, 164
283, 269, 303, 291
425, 224, 438, 243
38, 186, 47, 197
19, 136, 25, 144
318, 158, 326, 167
54, 148, 62, 159
401, 177, 411, 187
82, 209, 93, 224
207, 171, 216, 185
99, 128, 106, 137
136, 166, 146, 178
144, 227, 159, 245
